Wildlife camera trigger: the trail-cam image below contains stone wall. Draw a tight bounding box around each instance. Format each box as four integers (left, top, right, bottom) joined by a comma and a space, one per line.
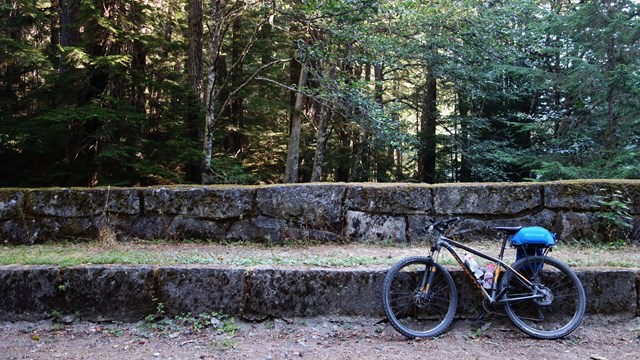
1, 265, 638, 321
1, 180, 639, 244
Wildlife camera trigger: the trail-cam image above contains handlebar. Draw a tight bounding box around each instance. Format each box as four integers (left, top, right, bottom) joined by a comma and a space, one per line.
427, 217, 460, 234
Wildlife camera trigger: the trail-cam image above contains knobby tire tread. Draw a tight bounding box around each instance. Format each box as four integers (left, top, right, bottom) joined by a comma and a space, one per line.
500, 255, 586, 339
382, 256, 458, 339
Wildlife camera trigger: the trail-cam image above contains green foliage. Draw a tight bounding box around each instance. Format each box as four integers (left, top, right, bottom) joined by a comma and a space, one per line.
1, 0, 639, 185
102, 327, 124, 337
521, 0, 640, 181
218, 316, 241, 336
595, 189, 634, 243
51, 309, 63, 323
175, 312, 213, 333
141, 310, 241, 341
208, 157, 257, 184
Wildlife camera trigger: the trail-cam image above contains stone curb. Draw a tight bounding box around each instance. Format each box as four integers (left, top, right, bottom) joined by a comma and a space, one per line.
0, 266, 637, 321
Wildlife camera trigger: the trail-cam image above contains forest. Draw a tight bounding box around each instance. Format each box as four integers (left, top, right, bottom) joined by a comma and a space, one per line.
1, 0, 638, 187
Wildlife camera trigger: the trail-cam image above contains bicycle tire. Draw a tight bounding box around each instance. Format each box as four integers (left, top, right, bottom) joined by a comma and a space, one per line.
382, 256, 457, 338
500, 255, 586, 339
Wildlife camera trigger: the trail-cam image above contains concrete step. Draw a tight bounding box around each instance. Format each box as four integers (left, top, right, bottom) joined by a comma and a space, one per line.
1, 265, 638, 321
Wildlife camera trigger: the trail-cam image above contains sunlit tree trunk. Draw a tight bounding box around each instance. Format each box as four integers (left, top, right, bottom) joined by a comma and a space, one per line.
203, 0, 226, 183
310, 100, 330, 182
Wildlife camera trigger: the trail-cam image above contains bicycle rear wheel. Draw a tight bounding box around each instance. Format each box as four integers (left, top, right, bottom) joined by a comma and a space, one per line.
381, 256, 457, 338
500, 255, 586, 339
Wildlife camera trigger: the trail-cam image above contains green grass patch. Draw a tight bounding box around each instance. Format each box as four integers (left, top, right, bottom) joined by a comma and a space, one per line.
0, 241, 401, 268
0, 240, 637, 269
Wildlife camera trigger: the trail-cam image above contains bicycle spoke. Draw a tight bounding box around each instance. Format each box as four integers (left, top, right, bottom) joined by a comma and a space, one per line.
501, 256, 585, 339
382, 257, 457, 338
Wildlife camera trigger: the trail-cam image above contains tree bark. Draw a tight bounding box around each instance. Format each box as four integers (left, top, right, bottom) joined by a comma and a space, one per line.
2, 0, 19, 109
185, 0, 204, 182
457, 90, 472, 182
418, 73, 437, 183
188, 0, 204, 100
283, 64, 309, 183
335, 127, 351, 182
49, 0, 61, 67
59, 0, 81, 78
202, 0, 226, 183
374, 63, 383, 104
60, 0, 81, 48
394, 148, 403, 180
373, 62, 391, 182
310, 59, 335, 182
131, 2, 147, 113
604, 22, 618, 150
227, 17, 244, 154
310, 101, 330, 182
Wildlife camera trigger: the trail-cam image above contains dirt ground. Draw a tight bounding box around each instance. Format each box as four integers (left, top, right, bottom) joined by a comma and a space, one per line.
1, 314, 639, 360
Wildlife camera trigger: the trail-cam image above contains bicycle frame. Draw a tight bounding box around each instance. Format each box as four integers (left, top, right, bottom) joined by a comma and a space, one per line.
426, 231, 545, 305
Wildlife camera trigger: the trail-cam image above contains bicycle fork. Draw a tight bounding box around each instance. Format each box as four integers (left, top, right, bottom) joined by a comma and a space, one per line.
418, 247, 444, 298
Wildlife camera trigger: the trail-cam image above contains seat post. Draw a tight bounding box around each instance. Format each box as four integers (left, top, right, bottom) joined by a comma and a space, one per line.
494, 226, 522, 261
498, 232, 510, 262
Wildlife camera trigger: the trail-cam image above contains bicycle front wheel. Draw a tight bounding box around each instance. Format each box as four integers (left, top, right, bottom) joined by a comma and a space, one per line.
500, 255, 586, 339
381, 256, 457, 338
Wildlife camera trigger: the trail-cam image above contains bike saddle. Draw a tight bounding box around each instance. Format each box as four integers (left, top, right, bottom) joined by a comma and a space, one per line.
494, 226, 523, 235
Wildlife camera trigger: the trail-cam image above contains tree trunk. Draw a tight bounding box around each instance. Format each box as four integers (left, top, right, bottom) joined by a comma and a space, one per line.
131, 2, 147, 113
185, 0, 204, 182
394, 148, 403, 180
458, 91, 472, 182
2, 0, 19, 110
335, 127, 351, 182
374, 63, 383, 104
310, 60, 335, 182
188, 0, 204, 100
60, 0, 81, 48
349, 132, 366, 182
227, 17, 244, 155
373, 62, 391, 182
283, 64, 309, 183
418, 73, 437, 183
605, 30, 618, 150
310, 101, 330, 182
59, 0, 81, 78
202, 0, 226, 183
49, 0, 61, 67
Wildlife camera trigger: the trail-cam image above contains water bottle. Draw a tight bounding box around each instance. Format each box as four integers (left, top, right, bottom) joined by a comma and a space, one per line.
464, 254, 484, 281
483, 263, 495, 289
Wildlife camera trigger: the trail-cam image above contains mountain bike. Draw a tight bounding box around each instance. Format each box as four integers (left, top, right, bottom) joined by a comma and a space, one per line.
381, 217, 586, 340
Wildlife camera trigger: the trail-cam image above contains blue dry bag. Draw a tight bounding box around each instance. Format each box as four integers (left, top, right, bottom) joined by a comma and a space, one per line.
511, 227, 556, 272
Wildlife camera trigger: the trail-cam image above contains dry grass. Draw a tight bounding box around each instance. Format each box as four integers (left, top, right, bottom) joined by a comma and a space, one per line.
97, 223, 118, 247
1, 239, 639, 269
